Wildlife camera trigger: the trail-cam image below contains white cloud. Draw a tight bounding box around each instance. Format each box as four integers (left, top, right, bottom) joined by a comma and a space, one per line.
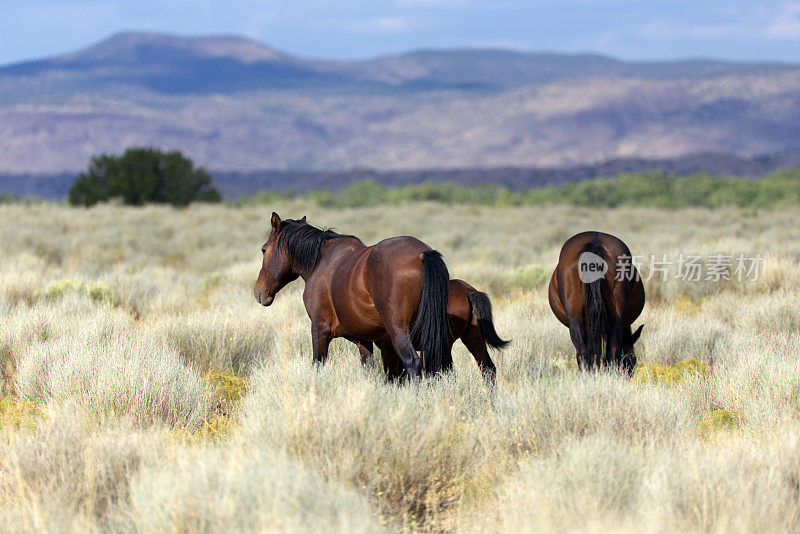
314, 15, 415, 34
466, 38, 532, 50
765, 1, 800, 38
373, 16, 409, 31
639, 2, 800, 43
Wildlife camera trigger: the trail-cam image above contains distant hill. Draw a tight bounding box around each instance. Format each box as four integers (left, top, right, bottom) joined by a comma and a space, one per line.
351, 49, 790, 89
1, 32, 790, 95
1, 31, 800, 177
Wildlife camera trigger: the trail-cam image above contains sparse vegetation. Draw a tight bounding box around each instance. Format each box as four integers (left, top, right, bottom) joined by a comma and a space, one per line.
1, 201, 799, 531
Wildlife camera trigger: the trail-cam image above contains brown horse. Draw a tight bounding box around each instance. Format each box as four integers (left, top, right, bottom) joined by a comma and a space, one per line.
548, 231, 645, 375
254, 213, 451, 377
355, 279, 509, 381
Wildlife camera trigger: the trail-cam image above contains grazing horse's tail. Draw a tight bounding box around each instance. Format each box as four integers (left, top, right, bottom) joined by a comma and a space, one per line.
412, 250, 451, 375
583, 241, 607, 364
467, 291, 510, 350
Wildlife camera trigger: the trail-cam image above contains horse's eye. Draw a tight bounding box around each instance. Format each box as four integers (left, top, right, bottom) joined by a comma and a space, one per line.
261, 249, 266, 254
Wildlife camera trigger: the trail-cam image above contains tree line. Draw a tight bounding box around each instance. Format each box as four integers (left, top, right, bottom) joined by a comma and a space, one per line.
239, 169, 800, 209
2, 147, 798, 208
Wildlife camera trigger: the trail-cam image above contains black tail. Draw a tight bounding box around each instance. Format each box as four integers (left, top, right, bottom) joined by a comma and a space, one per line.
467, 291, 510, 350
412, 250, 451, 375
583, 242, 607, 364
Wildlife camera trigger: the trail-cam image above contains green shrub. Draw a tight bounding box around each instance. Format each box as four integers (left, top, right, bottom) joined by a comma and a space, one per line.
0, 397, 44, 432
194, 414, 238, 442
634, 358, 711, 386
34, 280, 118, 306
512, 264, 550, 290
69, 148, 221, 207
205, 369, 248, 404
699, 409, 742, 438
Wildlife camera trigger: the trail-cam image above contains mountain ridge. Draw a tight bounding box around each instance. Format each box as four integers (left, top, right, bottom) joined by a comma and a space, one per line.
1, 31, 800, 176
3, 31, 795, 94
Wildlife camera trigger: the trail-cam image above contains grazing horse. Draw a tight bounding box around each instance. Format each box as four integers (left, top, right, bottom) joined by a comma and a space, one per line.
254, 213, 451, 377
355, 279, 509, 381
548, 231, 645, 375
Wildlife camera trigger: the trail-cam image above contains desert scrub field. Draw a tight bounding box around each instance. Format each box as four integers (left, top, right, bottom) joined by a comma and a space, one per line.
1, 201, 800, 532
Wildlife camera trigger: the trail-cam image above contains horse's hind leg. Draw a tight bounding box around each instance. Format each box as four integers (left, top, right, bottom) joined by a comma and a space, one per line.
376, 339, 405, 380
461, 326, 497, 382
568, 317, 593, 370
386, 330, 422, 378
607, 314, 635, 376
606, 314, 623, 368
373, 294, 423, 378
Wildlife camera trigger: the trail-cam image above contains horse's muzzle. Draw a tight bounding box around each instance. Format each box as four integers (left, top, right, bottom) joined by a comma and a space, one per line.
255, 290, 274, 307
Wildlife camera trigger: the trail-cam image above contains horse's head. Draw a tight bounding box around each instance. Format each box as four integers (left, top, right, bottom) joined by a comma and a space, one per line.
620, 324, 644, 375
253, 212, 302, 306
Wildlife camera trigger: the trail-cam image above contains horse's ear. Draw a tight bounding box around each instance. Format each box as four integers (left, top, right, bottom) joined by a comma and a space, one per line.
270, 212, 281, 231
631, 324, 644, 344
300, 215, 307, 223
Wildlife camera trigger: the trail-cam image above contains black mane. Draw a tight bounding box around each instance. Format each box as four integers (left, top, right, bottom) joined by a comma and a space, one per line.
277, 219, 361, 272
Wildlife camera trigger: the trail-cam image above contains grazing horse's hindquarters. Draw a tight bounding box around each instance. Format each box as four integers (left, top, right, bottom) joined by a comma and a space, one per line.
549, 231, 645, 374
254, 212, 451, 377
355, 278, 509, 381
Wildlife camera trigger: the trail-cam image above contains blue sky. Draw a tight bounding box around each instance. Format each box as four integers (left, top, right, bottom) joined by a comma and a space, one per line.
1, 0, 799, 65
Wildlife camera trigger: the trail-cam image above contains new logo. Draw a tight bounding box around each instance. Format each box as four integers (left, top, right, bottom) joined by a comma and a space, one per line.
578, 251, 608, 283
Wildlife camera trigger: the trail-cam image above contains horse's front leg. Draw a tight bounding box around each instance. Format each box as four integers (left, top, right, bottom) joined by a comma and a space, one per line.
311, 325, 332, 364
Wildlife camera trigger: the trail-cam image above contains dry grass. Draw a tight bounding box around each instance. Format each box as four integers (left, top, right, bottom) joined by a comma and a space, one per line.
1, 202, 799, 532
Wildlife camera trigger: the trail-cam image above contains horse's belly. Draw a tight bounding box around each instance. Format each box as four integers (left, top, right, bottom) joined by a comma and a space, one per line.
333, 305, 385, 339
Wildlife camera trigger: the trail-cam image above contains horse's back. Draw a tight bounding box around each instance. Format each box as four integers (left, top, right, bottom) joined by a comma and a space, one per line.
554, 231, 642, 324
560, 231, 631, 262
370, 235, 431, 259
367, 236, 432, 283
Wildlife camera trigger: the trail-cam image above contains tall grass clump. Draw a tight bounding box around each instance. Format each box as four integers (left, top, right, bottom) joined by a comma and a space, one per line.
495, 372, 695, 455
149, 307, 273, 374
123, 449, 382, 533
15, 310, 207, 428
483, 431, 800, 533
241, 357, 496, 529
0, 406, 153, 530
